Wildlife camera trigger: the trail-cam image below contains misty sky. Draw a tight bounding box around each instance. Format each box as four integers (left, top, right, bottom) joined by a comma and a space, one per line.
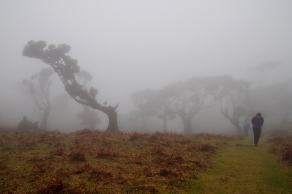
0, 0, 292, 116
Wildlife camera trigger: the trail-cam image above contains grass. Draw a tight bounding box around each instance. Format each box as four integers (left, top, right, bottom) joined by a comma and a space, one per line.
0, 129, 228, 193
189, 137, 292, 194
2, 129, 292, 194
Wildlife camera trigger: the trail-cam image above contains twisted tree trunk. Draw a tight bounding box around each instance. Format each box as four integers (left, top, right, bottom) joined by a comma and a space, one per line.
23, 40, 119, 132
220, 105, 243, 137
105, 108, 119, 132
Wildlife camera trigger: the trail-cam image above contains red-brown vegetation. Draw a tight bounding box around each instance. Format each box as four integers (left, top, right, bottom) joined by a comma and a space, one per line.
269, 135, 292, 165
69, 150, 86, 162
0, 129, 228, 193
38, 177, 65, 194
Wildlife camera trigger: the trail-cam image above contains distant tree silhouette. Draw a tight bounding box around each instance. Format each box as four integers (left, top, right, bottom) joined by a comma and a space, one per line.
23, 40, 119, 132
216, 76, 252, 136
252, 82, 292, 129
164, 77, 224, 133
132, 76, 234, 133
132, 89, 176, 132
23, 68, 53, 129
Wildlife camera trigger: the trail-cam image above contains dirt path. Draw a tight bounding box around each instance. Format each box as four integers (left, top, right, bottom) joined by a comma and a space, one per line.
189, 138, 292, 194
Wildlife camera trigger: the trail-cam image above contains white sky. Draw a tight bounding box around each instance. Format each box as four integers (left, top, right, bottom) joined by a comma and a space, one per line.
0, 0, 292, 114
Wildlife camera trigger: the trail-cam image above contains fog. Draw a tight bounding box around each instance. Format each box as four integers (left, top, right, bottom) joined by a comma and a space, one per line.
0, 0, 292, 134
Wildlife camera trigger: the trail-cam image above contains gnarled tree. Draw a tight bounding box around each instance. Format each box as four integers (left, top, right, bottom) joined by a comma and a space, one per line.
76, 70, 100, 129
162, 77, 223, 133
23, 68, 53, 129
147, 77, 220, 133
23, 40, 119, 132
217, 76, 252, 136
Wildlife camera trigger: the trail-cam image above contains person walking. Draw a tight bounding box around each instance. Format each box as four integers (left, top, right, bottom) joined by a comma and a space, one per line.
251, 113, 264, 146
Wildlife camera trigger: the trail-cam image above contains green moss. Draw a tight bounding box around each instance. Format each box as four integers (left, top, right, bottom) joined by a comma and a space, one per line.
189, 138, 292, 194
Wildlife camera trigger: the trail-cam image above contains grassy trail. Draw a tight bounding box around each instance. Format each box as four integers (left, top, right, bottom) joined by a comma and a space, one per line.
189, 138, 292, 194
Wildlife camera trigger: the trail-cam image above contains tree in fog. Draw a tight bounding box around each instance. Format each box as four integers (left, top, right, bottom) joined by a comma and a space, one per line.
217, 76, 252, 136
23, 40, 119, 132
22, 68, 53, 129
252, 82, 292, 129
132, 89, 176, 132
76, 70, 100, 129
162, 77, 223, 133
77, 70, 93, 84
267, 83, 292, 128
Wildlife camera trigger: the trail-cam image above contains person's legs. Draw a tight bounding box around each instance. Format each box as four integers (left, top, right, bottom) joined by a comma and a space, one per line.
253, 127, 262, 145
255, 128, 262, 145
253, 127, 257, 145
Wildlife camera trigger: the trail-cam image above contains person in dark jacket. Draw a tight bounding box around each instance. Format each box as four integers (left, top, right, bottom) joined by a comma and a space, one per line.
251, 113, 264, 146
